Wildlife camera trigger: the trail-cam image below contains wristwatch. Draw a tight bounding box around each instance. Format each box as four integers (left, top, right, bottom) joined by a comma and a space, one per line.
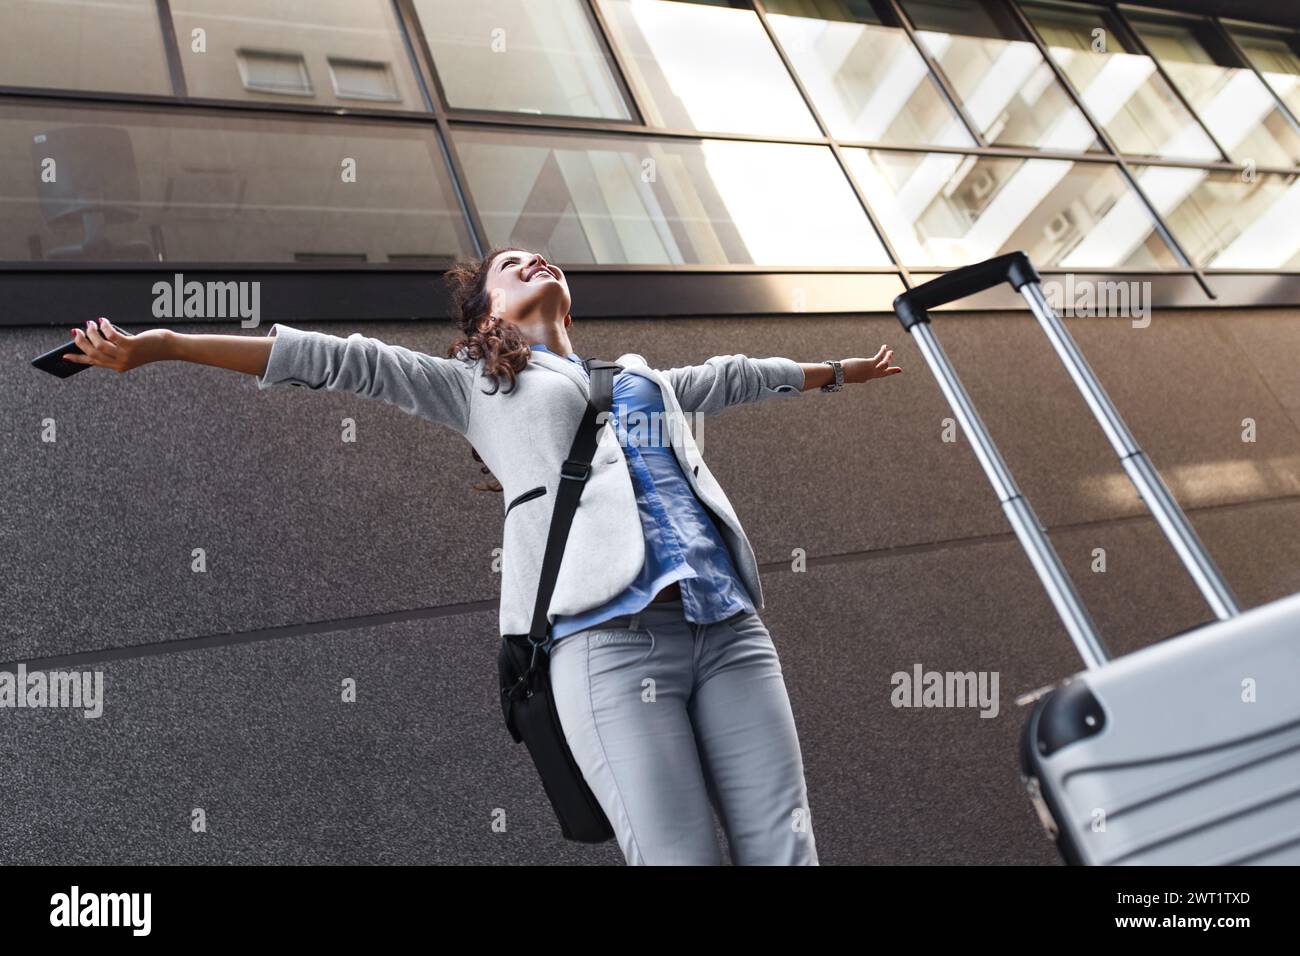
820, 359, 844, 392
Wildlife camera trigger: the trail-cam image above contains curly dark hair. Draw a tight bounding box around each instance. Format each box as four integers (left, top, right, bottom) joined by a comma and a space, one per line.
442, 246, 550, 493
444, 245, 539, 397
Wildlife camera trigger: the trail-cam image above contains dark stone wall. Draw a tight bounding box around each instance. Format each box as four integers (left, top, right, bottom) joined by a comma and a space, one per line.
4, 307, 1298, 863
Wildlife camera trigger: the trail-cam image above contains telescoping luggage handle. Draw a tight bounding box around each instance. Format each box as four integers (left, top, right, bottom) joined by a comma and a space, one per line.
894, 252, 1241, 672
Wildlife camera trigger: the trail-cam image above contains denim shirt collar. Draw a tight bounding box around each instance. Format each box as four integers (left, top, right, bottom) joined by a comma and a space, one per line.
530, 342, 584, 366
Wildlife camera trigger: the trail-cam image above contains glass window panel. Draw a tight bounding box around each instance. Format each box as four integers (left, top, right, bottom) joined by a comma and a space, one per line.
1130, 165, 1300, 269
0, 0, 172, 95
1020, 1, 1219, 161
170, 0, 427, 111
762, 0, 974, 146
414, 0, 630, 119
0, 102, 474, 264
1224, 21, 1300, 120
900, 0, 1102, 151
1126, 11, 1300, 166
842, 148, 1178, 268
452, 127, 891, 266
595, 0, 821, 138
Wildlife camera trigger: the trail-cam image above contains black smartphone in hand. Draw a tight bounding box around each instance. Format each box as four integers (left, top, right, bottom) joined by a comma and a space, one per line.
31, 325, 134, 379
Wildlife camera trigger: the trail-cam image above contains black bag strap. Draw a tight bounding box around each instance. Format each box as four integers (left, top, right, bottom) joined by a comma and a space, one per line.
525, 358, 622, 653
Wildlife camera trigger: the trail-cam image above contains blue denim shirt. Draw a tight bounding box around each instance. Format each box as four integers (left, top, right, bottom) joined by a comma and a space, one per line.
531, 345, 757, 647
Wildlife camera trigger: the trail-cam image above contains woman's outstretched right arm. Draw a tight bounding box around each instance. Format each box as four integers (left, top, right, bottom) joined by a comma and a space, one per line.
63, 317, 275, 377
65, 317, 476, 436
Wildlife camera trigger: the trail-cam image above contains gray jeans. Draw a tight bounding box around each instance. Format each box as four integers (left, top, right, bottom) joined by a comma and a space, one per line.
549, 598, 819, 865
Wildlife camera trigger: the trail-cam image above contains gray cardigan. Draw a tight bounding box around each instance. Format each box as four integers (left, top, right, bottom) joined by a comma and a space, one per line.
256, 323, 807, 636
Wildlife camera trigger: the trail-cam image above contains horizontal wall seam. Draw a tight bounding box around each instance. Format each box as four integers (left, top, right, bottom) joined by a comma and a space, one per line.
5, 492, 1298, 674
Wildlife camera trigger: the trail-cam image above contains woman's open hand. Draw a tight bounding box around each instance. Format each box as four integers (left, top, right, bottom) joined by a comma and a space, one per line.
62, 318, 169, 373
845, 344, 902, 384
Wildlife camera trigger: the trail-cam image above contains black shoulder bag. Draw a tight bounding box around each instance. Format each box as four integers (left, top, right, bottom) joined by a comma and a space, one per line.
497, 358, 622, 843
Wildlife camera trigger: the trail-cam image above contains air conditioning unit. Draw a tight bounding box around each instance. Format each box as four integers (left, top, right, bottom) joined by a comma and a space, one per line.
968, 166, 997, 202
1043, 207, 1075, 244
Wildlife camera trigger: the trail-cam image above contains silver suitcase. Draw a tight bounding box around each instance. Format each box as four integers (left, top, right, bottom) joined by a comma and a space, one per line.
893, 253, 1300, 866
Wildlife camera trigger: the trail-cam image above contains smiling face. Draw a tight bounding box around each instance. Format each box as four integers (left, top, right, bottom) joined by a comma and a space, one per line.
483, 248, 572, 337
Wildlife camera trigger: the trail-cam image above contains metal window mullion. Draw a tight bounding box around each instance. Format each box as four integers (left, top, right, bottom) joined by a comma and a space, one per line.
4, 73, 1295, 178
1003, 0, 1116, 155
388, 0, 438, 112
391, 0, 490, 257
885, 0, 988, 147
154, 0, 188, 98
581, 0, 650, 128
750, 0, 913, 287
1009, 0, 1214, 299
830, 138, 1123, 161
1209, 16, 1300, 137
1108, 3, 1235, 165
